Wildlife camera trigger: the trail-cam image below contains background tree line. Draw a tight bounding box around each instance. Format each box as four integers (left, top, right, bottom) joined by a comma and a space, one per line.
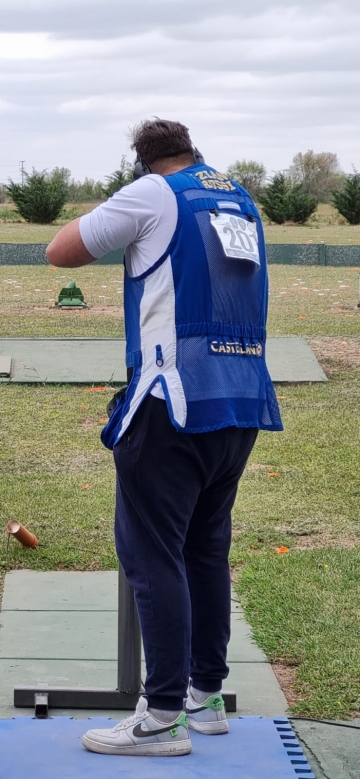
226, 151, 359, 226
3, 150, 360, 225
44, 155, 134, 203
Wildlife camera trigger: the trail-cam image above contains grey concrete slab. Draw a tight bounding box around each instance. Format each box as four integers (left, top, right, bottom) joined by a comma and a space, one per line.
266, 337, 327, 382
231, 597, 242, 614
2, 572, 243, 614
0, 612, 118, 660
0, 337, 327, 383
227, 661, 287, 718
2, 571, 118, 612
0, 605, 262, 664
0, 571, 288, 722
228, 613, 268, 662
1, 576, 264, 663
5, 571, 359, 777
0, 338, 127, 384
294, 720, 360, 779
0, 355, 11, 377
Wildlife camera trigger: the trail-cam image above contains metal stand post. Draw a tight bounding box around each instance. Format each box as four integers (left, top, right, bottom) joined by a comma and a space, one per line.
117, 564, 142, 694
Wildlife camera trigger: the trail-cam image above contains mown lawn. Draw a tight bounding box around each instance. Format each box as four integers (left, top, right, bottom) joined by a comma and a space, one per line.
1, 202, 360, 245
230, 364, 360, 719
0, 261, 359, 720
0, 264, 359, 338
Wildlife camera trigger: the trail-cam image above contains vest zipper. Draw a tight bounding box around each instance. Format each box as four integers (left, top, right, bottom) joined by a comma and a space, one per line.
156, 345, 164, 368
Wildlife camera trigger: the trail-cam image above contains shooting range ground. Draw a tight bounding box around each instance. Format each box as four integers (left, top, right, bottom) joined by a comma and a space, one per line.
0, 215, 359, 728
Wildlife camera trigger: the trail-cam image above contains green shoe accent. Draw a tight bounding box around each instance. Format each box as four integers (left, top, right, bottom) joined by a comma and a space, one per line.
205, 695, 225, 711
175, 712, 188, 728
169, 727, 178, 737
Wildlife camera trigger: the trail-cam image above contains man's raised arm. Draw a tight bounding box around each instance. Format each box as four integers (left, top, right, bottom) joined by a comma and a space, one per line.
46, 218, 96, 268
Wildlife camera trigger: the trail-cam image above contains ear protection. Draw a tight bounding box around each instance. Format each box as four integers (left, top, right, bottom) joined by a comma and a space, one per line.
133, 158, 152, 180
133, 146, 205, 180
192, 147, 205, 165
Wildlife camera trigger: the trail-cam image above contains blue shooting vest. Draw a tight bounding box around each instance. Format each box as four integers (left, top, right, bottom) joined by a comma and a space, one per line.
101, 164, 283, 449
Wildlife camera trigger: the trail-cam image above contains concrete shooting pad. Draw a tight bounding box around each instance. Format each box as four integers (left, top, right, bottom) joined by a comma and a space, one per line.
0, 716, 315, 779
0, 337, 327, 383
0, 570, 313, 778
3, 572, 359, 778
0, 571, 287, 722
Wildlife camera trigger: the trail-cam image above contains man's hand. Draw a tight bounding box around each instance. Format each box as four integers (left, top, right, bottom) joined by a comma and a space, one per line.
46, 218, 96, 268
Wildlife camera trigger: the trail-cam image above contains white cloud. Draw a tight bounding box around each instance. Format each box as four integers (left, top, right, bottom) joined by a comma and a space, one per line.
0, 33, 120, 60
0, 98, 13, 111
0, 1, 360, 182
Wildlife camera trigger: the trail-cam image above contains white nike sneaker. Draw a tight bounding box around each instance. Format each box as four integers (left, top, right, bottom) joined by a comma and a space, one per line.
82, 696, 192, 756
185, 690, 229, 735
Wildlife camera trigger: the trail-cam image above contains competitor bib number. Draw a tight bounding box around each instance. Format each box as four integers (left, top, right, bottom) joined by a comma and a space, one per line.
210, 213, 260, 266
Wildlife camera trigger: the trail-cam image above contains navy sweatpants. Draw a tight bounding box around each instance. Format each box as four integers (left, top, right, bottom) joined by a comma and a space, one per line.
113, 395, 258, 711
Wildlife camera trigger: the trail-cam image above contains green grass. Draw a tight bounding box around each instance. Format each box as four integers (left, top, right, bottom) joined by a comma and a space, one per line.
236, 549, 360, 720
0, 264, 359, 338
267, 266, 360, 336
0, 265, 125, 337
229, 364, 360, 719
0, 202, 98, 243
264, 203, 360, 244
0, 385, 118, 572
0, 262, 359, 719
230, 367, 359, 551
1, 201, 360, 244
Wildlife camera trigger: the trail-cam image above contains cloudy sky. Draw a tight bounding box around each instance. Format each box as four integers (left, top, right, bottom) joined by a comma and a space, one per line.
1, 0, 360, 184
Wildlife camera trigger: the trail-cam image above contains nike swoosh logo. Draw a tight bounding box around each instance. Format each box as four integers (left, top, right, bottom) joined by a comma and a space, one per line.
185, 705, 208, 714
132, 723, 174, 738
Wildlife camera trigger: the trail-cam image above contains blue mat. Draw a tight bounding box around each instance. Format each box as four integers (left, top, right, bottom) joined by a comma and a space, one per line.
0, 716, 314, 778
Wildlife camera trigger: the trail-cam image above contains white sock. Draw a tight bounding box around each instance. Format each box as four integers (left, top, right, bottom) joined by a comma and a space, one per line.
190, 686, 221, 704
149, 708, 182, 723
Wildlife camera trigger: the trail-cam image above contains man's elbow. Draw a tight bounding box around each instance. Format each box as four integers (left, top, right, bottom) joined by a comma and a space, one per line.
46, 244, 62, 266
45, 244, 79, 267
46, 242, 86, 268
46, 221, 96, 268
46, 241, 86, 268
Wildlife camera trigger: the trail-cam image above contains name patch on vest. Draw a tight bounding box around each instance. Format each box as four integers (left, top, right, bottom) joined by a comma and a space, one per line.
194, 170, 237, 192
208, 338, 263, 357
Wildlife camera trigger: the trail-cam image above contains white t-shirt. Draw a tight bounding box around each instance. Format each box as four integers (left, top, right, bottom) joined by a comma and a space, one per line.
79, 174, 178, 277
79, 174, 179, 397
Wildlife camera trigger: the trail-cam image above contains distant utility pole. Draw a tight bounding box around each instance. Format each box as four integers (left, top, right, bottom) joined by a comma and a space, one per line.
19, 161, 26, 185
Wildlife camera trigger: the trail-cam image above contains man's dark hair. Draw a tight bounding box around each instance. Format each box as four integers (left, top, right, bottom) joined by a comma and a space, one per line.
130, 119, 194, 166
